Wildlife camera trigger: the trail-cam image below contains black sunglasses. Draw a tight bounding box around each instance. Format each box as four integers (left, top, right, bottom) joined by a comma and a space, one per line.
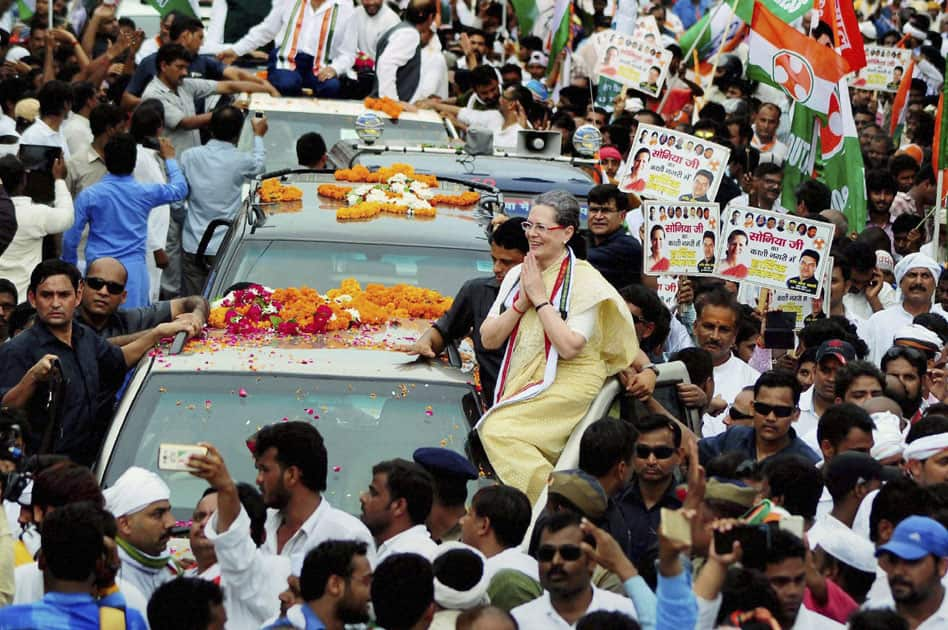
752, 401, 796, 418
883, 346, 926, 362
635, 444, 676, 460
85, 276, 125, 295
729, 407, 754, 421
537, 543, 583, 562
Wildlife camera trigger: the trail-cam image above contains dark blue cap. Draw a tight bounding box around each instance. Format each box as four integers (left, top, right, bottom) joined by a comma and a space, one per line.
412, 447, 478, 480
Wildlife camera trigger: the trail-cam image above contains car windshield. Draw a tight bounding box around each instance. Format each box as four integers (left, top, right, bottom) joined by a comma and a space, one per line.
216, 240, 493, 298
240, 112, 450, 171
103, 372, 477, 517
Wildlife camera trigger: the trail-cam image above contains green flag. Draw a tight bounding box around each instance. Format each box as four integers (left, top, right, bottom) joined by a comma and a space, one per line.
144, 0, 197, 19
546, 0, 571, 75
734, 0, 813, 24
778, 102, 819, 215
509, 0, 538, 37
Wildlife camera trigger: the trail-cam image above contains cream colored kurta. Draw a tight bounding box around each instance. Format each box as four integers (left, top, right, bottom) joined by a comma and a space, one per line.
479, 253, 639, 502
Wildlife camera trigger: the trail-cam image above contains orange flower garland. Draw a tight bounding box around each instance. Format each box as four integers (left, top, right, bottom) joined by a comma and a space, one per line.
259, 178, 303, 202
333, 163, 439, 187
364, 96, 403, 119
316, 184, 353, 200
430, 191, 481, 206
209, 280, 452, 336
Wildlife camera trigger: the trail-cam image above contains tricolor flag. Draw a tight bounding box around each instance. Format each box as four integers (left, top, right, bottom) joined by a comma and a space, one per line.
889, 59, 915, 143
545, 0, 572, 70
746, 2, 850, 115
819, 82, 867, 230
678, 0, 747, 65
934, 61, 948, 209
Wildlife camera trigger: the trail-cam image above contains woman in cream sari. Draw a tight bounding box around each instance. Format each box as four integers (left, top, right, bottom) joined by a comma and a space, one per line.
479, 191, 640, 503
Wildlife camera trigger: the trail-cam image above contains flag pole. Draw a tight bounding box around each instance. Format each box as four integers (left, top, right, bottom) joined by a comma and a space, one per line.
702, 0, 742, 93
680, 0, 728, 61
937, 172, 944, 263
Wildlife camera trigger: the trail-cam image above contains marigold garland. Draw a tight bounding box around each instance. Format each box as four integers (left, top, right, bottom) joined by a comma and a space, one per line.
364, 96, 403, 120
208, 280, 452, 336
333, 163, 438, 187
430, 191, 481, 206
259, 178, 303, 202
316, 184, 353, 200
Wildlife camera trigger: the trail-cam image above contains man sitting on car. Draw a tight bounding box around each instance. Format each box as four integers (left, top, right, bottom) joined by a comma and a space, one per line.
407, 217, 528, 404
74, 257, 208, 347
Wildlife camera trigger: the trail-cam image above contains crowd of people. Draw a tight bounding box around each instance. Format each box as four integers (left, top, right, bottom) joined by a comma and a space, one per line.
0, 0, 947, 629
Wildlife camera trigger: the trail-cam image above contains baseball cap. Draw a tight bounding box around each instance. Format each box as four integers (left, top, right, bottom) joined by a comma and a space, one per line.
815, 339, 856, 365
548, 469, 608, 520
823, 451, 899, 499
877, 515, 948, 561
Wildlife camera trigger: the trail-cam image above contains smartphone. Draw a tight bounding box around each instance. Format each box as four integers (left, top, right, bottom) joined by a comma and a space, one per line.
254, 111, 264, 119
660, 507, 692, 545
714, 524, 771, 559
157, 443, 207, 471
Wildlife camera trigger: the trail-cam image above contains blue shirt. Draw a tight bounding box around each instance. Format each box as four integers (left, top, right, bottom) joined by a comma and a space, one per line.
264, 604, 327, 630
673, 0, 714, 30
0, 591, 148, 630
587, 228, 643, 291
179, 137, 266, 255
698, 425, 820, 467
63, 159, 189, 265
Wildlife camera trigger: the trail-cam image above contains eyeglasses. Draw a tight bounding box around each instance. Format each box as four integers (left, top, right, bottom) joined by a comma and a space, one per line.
522, 221, 566, 234
630, 313, 649, 325
728, 407, 754, 421
537, 543, 583, 562
85, 276, 125, 295
635, 444, 676, 460
752, 401, 796, 418
588, 205, 619, 215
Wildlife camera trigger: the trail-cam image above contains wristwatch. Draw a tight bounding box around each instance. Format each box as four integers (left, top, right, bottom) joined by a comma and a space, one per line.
643, 363, 660, 377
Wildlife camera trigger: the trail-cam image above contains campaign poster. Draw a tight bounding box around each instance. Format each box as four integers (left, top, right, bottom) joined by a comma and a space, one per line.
738, 282, 830, 331
714, 207, 833, 297
656, 275, 679, 313
617, 124, 731, 202
642, 201, 720, 276
849, 45, 913, 92
597, 31, 673, 98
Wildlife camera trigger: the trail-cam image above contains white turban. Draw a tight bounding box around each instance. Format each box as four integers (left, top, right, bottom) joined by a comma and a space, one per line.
894, 324, 944, 361
432, 542, 490, 611
904, 433, 948, 462
103, 467, 171, 517
894, 253, 941, 286
871, 411, 905, 461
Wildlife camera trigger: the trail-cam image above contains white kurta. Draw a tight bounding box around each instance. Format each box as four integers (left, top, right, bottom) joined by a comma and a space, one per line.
133, 145, 170, 304
702, 355, 761, 437
375, 523, 438, 564
864, 303, 948, 365
354, 4, 399, 60
842, 282, 897, 321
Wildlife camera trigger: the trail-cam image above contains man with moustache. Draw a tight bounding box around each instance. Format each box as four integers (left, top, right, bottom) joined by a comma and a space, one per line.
863, 253, 947, 365
876, 516, 948, 628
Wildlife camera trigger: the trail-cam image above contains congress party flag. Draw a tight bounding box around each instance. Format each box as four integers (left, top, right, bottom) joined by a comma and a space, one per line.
889, 59, 915, 143
545, 0, 572, 70
819, 82, 867, 231
746, 2, 850, 114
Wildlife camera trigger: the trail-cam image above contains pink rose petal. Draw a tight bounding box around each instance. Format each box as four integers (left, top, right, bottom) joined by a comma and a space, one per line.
238, 388, 248, 398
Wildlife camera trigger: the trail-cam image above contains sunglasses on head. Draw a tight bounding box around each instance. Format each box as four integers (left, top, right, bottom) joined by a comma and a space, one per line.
537, 543, 583, 562
728, 406, 754, 421
85, 276, 125, 295
635, 444, 676, 460
752, 401, 796, 418
883, 346, 926, 362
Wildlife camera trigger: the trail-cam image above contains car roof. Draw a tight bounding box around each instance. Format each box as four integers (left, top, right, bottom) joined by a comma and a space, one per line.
247, 93, 447, 126
242, 173, 492, 249
335, 144, 597, 199
157, 326, 471, 385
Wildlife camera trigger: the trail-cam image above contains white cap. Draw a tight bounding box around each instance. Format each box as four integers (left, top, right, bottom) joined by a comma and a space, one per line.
809, 517, 878, 573
103, 467, 171, 517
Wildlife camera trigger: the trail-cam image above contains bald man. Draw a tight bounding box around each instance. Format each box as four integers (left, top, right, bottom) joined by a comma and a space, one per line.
76, 257, 208, 345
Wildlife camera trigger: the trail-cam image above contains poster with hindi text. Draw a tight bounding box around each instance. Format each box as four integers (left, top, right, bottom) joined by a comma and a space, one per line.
597, 30, 672, 98
737, 260, 832, 331
656, 275, 679, 313
848, 45, 913, 92
642, 201, 720, 276
618, 124, 730, 202
714, 207, 833, 297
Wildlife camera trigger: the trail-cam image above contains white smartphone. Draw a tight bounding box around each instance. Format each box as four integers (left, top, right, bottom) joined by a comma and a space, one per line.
157, 443, 207, 471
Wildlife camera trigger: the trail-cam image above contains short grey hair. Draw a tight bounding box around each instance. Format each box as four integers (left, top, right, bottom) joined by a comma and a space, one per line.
532, 190, 580, 230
